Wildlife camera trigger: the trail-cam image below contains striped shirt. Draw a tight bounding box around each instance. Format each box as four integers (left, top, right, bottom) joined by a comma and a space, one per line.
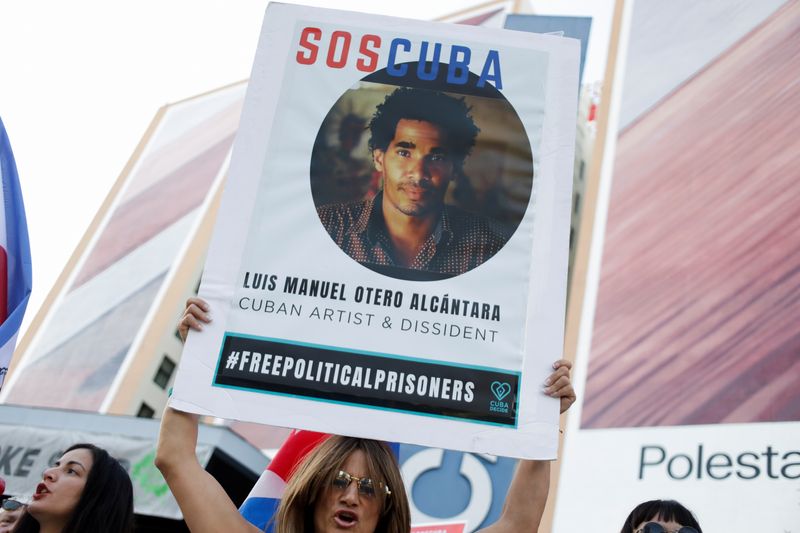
317, 192, 510, 281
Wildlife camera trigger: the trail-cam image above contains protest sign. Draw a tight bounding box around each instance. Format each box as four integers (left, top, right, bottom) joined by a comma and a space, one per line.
172, 3, 579, 459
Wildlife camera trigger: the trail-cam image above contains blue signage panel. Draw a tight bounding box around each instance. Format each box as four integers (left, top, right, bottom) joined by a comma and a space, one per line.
505, 15, 592, 83
399, 445, 519, 531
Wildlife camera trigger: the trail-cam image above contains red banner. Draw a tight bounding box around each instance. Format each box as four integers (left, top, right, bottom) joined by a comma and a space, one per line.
411, 522, 466, 533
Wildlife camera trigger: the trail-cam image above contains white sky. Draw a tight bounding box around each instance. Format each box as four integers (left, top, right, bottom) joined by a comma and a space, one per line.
0, 0, 612, 338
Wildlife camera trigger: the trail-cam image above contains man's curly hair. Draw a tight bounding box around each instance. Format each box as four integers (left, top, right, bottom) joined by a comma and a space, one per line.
368, 87, 480, 171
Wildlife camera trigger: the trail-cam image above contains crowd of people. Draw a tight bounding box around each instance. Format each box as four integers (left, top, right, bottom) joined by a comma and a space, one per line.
0, 298, 704, 532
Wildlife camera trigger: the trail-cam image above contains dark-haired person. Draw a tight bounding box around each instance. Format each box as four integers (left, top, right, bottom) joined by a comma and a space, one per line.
317, 87, 510, 280
12, 444, 134, 533
156, 297, 574, 533
620, 500, 702, 533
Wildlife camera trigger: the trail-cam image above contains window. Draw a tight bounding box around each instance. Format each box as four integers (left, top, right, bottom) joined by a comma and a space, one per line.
154, 355, 176, 389
137, 403, 155, 418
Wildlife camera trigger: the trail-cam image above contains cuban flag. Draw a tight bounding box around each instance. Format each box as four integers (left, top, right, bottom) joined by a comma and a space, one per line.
0, 118, 32, 390
240, 430, 330, 531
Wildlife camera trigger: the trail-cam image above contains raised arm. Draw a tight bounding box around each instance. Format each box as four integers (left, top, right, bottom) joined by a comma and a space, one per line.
155, 298, 259, 533
155, 407, 261, 533
477, 359, 575, 533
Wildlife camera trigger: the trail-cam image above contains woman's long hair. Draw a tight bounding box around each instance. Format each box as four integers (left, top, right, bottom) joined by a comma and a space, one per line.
275, 436, 410, 533
14, 443, 134, 533
620, 500, 702, 533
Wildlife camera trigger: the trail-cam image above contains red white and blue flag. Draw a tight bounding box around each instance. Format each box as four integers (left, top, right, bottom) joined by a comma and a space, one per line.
0, 118, 32, 390
239, 429, 330, 531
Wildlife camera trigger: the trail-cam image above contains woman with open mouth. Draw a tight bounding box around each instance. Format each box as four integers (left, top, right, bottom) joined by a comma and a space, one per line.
11, 444, 134, 533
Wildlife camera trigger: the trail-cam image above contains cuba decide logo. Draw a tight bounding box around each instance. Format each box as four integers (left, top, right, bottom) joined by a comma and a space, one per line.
489, 381, 511, 414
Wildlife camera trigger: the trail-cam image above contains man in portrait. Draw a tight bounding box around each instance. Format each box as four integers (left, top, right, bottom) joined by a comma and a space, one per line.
317, 87, 510, 281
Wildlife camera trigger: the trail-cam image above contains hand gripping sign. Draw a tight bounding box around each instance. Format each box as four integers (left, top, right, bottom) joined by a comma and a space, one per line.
172, 3, 579, 459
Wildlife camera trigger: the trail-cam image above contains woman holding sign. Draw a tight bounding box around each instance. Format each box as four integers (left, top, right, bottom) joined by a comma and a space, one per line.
157, 298, 575, 533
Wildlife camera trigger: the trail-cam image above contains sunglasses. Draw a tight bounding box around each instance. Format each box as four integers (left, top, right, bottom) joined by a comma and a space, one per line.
636, 523, 698, 533
1, 500, 25, 511
332, 470, 391, 497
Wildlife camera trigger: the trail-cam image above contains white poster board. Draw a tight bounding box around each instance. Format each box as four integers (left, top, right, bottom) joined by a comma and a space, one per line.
172, 3, 578, 459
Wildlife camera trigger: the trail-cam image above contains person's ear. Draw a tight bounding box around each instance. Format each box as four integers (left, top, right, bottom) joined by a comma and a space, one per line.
373, 149, 385, 172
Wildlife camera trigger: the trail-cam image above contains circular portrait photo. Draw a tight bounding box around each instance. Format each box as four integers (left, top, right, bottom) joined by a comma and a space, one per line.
311, 63, 533, 281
